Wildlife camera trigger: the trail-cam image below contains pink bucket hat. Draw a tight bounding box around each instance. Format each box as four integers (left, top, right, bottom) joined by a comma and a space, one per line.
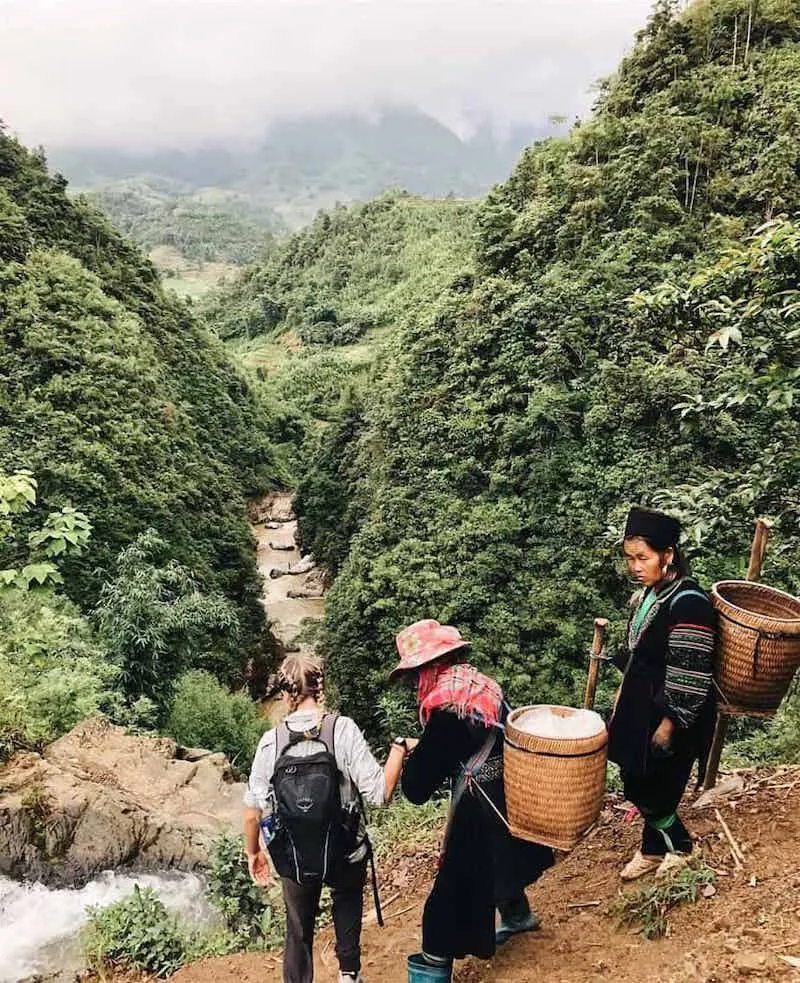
388, 619, 470, 681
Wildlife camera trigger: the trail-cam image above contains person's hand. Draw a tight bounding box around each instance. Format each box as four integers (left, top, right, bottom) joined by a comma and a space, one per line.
651, 717, 675, 751
404, 737, 419, 753
247, 850, 272, 887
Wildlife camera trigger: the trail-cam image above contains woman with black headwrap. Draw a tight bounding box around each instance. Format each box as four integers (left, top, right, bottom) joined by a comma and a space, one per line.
608, 508, 717, 880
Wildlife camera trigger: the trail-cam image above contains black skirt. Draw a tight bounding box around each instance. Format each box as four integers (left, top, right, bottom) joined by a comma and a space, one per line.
402, 709, 553, 960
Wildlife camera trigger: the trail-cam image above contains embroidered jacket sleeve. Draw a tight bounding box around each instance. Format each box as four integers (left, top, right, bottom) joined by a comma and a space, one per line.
662, 592, 715, 729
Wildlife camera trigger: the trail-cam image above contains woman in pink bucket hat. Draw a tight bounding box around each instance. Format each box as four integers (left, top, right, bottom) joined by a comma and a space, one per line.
389, 620, 554, 983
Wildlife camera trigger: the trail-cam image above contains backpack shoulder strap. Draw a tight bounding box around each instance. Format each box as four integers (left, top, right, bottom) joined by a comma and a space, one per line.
274, 721, 292, 760
318, 712, 339, 759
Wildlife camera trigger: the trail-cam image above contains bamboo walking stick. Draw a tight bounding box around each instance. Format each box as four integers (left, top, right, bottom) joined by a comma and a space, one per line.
584, 617, 609, 711
704, 517, 774, 790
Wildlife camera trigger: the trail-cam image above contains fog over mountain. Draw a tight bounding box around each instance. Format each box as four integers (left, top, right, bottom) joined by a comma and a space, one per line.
2, 0, 655, 149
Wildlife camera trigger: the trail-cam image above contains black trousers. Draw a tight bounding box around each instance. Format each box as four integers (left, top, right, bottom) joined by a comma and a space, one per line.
623, 750, 694, 856
281, 858, 367, 983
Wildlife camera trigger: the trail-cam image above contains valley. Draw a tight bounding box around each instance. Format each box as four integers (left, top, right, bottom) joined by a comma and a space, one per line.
1, 1, 800, 980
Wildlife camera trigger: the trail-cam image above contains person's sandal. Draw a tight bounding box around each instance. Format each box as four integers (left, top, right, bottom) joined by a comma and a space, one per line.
620, 850, 663, 881
496, 908, 541, 944
656, 851, 693, 879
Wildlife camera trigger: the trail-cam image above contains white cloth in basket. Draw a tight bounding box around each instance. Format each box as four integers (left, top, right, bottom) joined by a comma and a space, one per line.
512, 705, 605, 741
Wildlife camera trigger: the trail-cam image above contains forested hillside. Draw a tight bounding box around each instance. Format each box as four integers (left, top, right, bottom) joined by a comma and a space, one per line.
0, 128, 284, 757
277, 0, 800, 734
55, 109, 519, 296
203, 192, 476, 582
209, 192, 474, 345
84, 178, 284, 264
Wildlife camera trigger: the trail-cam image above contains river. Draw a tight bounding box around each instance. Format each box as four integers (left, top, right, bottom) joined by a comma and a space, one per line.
0, 871, 215, 983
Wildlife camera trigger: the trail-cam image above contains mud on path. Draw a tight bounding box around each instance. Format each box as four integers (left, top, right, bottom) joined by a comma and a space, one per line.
172, 768, 800, 983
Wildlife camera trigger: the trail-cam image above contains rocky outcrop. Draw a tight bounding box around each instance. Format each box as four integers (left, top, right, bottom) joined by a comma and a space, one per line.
0, 718, 245, 887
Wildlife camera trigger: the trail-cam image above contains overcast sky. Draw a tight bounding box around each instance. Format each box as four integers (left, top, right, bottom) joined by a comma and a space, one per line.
1, 0, 656, 149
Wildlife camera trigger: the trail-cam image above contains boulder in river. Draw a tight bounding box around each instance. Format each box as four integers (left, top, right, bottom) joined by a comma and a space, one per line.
286, 587, 325, 600
0, 718, 245, 888
271, 505, 296, 523
287, 554, 316, 575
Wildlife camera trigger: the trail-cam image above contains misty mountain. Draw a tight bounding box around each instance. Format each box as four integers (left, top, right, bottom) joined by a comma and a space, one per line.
51, 108, 551, 231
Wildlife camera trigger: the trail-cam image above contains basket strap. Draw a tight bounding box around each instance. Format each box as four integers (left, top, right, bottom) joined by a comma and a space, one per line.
439, 728, 499, 859
669, 588, 707, 612
470, 775, 511, 831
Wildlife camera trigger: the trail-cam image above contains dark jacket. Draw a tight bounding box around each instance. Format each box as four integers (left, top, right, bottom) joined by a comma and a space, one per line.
608, 577, 716, 778
402, 709, 553, 960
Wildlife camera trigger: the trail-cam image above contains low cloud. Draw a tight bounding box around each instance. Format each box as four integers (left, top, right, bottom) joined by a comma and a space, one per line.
1, 0, 655, 148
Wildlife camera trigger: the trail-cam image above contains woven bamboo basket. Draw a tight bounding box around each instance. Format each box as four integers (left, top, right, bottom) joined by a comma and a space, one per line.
712, 580, 800, 715
503, 705, 607, 852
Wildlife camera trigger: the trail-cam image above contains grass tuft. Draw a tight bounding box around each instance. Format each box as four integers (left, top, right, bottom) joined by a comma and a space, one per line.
613, 859, 715, 940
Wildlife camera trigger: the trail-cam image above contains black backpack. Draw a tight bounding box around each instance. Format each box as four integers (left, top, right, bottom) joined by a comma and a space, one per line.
268, 713, 355, 885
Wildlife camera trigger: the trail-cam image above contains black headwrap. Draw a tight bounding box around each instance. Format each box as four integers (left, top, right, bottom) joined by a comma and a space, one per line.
623, 507, 681, 550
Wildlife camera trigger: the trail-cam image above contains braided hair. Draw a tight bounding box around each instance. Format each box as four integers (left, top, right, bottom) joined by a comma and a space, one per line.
278, 653, 324, 712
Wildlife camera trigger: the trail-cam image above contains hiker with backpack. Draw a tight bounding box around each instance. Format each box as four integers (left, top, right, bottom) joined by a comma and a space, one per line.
607, 507, 716, 881
389, 619, 554, 983
243, 653, 415, 983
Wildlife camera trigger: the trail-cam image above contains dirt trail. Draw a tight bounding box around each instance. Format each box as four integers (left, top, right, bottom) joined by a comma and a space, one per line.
172, 769, 800, 983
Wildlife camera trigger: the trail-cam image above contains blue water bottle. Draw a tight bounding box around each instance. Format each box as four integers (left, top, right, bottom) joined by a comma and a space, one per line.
259, 813, 275, 846
259, 794, 276, 847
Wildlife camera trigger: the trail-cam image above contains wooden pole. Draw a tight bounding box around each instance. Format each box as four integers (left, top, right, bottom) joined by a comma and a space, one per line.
746, 518, 774, 581
705, 517, 773, 790
703, 714, 729, 792
584, 618, 609, 711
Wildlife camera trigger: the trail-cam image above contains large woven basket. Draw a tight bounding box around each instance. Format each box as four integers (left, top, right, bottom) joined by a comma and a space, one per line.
503, 705, 607, 852
712, 581, 800, 715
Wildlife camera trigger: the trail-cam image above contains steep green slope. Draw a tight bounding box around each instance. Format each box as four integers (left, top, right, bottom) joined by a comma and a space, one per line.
290, 0, 800, 730
0, 129, 283, 669
205, 192, 475, 501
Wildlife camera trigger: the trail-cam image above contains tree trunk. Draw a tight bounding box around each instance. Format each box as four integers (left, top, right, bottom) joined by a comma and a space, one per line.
744, 3, 753, 63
